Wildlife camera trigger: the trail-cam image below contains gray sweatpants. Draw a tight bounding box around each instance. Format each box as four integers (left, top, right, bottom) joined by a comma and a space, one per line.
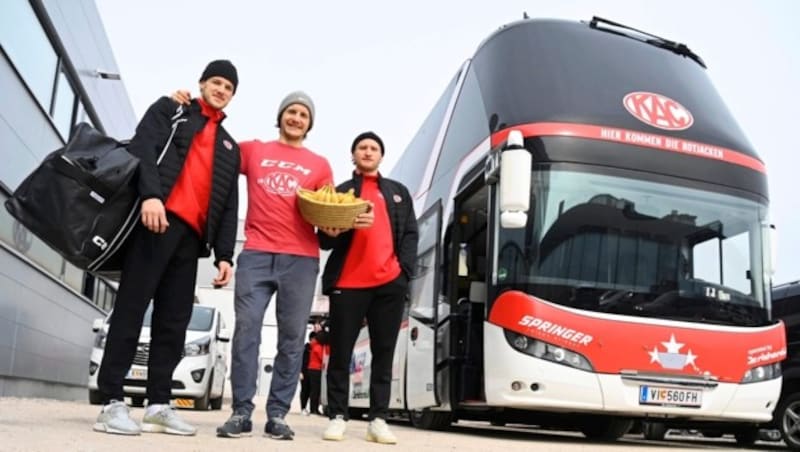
229, 250, 318, 419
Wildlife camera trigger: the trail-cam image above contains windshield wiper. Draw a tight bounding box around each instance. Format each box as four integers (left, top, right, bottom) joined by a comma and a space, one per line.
588, 16, 706, 68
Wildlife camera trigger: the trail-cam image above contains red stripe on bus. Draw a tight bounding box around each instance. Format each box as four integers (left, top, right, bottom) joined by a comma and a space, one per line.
491, 122, 766, 173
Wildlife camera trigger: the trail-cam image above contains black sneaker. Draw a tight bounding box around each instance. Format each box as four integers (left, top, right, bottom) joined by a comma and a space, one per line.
264, 417, 294, 440
216, 414, 252, 438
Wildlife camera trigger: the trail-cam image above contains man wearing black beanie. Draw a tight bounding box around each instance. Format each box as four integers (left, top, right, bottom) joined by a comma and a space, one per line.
318, 131, 418, 444
94, 60, 240, 437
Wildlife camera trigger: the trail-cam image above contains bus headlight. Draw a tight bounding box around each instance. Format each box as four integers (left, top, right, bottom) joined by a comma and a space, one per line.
741, 362, 781, 383
504, 330, 594, 371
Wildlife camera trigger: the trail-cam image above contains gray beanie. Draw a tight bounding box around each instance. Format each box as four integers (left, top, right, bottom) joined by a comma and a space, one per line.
277, 91, 315, 132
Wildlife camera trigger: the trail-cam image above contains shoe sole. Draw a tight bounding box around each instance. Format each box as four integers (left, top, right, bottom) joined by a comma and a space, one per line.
366, 432, 397, 444
93, 423, 141, 436
141, 423, 196, 436
322, 433, 345, 441
263, 432, 294, 440
216, 429, 253, 438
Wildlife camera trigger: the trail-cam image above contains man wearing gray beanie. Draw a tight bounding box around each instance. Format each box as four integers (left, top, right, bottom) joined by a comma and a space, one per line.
224, 90, 332, 441
169, 87, 335, 440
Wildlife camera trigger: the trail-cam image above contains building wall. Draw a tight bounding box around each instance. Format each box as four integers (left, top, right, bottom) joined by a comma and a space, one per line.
0, 0, 136, 399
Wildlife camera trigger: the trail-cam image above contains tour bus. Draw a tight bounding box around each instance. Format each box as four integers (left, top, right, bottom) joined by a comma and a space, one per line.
338, 17, 785, 442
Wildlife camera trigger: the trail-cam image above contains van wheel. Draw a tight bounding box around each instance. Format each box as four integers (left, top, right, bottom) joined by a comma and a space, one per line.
409, 409, 452, 430
194, 374, 212, 411
89, 390, 103, 405
210, 382, 224, 410
642, 421, 667, 440
777, 392, 800, 450
580, 416, 633, 440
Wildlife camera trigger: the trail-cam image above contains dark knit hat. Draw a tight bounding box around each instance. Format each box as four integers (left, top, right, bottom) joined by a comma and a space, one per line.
277, 91, 315, 132
351, 131, 385, 156
199, 60, 238, 93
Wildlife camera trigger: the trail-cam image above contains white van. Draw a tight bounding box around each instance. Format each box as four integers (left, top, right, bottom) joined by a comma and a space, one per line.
87, 303, 229, 410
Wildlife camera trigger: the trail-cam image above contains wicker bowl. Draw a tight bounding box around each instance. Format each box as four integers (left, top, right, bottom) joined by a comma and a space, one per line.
297, 188, 369, 229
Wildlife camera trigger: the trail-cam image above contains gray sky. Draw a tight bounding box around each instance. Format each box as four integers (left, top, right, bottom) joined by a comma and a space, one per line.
96, 0, 799, 285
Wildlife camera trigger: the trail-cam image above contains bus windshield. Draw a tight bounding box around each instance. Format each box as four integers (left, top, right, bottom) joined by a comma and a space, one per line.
496, 168, 771, 327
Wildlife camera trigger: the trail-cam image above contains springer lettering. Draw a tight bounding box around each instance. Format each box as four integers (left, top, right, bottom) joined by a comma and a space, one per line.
518, 315, 593, 345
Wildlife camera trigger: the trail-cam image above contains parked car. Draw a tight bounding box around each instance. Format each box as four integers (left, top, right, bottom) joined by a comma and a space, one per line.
88, 303, 230, 410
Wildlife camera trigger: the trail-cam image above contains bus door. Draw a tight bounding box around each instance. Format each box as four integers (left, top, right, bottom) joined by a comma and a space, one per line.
406, 201, 443, 409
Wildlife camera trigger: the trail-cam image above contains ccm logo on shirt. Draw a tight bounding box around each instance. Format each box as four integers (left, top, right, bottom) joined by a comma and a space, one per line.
260, 159, 311, 176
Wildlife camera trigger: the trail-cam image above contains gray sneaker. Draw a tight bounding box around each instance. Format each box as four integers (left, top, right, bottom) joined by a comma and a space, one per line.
141, 406, 197, 436
93, 400, 141, 435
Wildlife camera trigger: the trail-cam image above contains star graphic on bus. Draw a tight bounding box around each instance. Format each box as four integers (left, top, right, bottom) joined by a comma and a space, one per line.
648, 334, 699, 371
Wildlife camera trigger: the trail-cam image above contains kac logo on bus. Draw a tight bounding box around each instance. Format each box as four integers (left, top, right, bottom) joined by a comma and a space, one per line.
623, 91, 694, 131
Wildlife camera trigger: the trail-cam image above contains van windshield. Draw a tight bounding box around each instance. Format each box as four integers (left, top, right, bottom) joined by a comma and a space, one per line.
138, 304, 214, 331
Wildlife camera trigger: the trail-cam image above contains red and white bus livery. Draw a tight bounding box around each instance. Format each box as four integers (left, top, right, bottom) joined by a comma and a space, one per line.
332, 16, 784, 442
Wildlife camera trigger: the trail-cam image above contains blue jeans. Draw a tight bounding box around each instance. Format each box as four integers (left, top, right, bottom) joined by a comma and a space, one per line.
229, 250, 318, 419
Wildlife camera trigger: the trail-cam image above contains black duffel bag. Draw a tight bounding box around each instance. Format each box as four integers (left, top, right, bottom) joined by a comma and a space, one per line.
5, 122, 141, 278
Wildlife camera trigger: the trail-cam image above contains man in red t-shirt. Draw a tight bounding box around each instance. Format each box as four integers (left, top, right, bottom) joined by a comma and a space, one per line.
318, 131, 419, 445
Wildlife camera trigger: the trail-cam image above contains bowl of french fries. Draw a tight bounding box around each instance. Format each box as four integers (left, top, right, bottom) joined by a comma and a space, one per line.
296, 184, 370, 229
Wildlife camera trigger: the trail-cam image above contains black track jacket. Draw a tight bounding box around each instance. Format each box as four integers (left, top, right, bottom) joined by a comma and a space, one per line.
319, 172, 418, 295
126, 97, 240, 266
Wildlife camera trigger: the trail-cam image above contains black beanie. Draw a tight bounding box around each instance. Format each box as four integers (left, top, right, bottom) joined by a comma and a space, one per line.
199, 59, 238, 93
351, 131, 385, 156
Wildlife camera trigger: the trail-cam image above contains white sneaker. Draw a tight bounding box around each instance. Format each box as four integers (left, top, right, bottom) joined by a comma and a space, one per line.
322, 415, 347, 441
301, 408, 310, 416
367, 418, 397, 444
141, 406, 197, 436
93, 400, 141, 435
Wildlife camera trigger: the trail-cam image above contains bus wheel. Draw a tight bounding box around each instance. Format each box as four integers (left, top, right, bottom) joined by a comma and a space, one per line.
580, 416, 633, 440
778, 392, 800, 450
409, 409, 452, 430
642, 421, 667, 440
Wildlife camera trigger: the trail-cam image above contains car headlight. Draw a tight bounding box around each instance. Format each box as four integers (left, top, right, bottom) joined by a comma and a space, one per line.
93, 332, 107, 349
504, 330, 594, 371
741, 362, 781, 383
184, 337, 211, 356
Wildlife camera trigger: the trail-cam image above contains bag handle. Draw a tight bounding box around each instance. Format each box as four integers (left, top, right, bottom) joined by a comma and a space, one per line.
51, 155, 115, 202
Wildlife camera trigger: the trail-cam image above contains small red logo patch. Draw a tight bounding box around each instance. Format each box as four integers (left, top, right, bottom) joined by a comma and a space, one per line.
623, 92, 693, 131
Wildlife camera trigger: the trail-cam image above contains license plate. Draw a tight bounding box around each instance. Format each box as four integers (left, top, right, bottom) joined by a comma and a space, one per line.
639, 385, 702, 407
127, 368, 147, 380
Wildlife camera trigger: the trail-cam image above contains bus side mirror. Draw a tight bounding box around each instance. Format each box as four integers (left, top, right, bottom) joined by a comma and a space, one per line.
499, 130, 531, 229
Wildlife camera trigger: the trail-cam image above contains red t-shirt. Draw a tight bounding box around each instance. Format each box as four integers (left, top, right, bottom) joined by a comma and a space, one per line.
239, 140, 333, 257
165, 98, 223, 235
336, 174, 401, 288
308, 339, 325, 371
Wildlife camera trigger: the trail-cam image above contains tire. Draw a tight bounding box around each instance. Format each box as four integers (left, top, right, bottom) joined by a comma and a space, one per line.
88, 390, 103, 405
409, 409, 452, 430
210, 382, 223, 410
777, 392, 800, 450
131, 396, 145, 407
642, 421, 667, 441
734, 427, 760, 447
579, 416, 634, 440
194, 373, 212, 411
